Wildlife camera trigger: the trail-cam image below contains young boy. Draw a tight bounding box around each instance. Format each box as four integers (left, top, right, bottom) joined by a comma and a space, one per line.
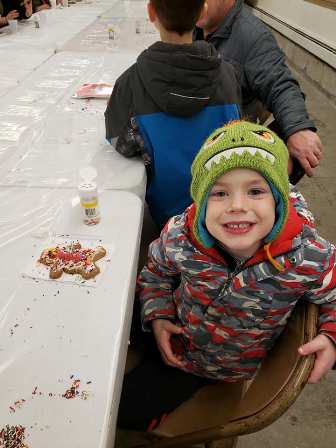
105, 0, 241, 228
118, 121, 336, 431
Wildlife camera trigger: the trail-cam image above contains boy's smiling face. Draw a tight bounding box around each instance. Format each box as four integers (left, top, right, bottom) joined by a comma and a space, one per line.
205, 168, 275, 258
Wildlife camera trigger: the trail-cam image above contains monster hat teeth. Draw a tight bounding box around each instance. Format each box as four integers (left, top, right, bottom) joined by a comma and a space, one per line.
204, 147, 275, 171
247, 147, 257, 156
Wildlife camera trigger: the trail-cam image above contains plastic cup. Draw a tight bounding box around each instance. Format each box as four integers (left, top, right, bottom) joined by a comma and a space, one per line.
39, 10, 47, 25
50, 0, 57, 8
8, 20, 18, 33
33, 14, 40, 28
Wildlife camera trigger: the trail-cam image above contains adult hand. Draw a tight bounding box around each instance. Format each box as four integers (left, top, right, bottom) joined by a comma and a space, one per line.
6, 10, 19, 21
152, 319, 184, 368
36, 4, 51, 11
298, 334, 336, 383
287, 129, 322, 177
24, 0, 33, 17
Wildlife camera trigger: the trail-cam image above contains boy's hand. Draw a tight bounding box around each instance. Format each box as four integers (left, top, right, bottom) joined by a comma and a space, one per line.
298, 334, 336, 383
152, 319, 184, 369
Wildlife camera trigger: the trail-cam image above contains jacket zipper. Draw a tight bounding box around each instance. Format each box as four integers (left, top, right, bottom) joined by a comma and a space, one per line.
205, 260, 246, 313
218, 259, 245, 296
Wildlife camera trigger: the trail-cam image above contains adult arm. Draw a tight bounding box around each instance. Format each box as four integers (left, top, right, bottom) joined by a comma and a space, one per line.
0, 0, 19, 24
245, 30, 322, 175
0, 8, 19, 25
20, 0, 33, 18
32, 0, 48, 12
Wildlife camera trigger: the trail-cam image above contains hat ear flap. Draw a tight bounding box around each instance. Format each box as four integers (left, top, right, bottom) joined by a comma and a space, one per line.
194, 192, 215, 248
264, 183, 286, 243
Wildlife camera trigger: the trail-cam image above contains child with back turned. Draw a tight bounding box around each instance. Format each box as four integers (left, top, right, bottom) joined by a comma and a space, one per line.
105, 0, 241, 229
118, 121, 336, 431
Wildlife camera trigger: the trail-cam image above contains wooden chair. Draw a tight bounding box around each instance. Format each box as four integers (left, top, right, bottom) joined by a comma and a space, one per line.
131, 301, 318, 448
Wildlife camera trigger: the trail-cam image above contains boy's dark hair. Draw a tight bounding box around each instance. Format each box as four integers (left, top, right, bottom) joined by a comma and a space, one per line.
150, 0, 205, 35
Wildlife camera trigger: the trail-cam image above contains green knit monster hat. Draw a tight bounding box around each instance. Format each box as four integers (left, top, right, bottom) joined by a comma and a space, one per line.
191, 121, 289, 248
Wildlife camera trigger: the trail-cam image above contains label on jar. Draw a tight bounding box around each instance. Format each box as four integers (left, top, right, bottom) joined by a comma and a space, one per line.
78, 182, 101, 225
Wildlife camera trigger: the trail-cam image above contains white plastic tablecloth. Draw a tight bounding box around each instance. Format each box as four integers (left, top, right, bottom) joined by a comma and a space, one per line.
0, 0, 118, 98
0, 50, 146, 196
0, 42, 52, 98
0, 2, 149, 445
0, 187, 143, 447
62, 7, 159, 53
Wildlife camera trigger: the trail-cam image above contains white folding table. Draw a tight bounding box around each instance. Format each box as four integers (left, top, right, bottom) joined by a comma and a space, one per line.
0, 0, 118, 97
0, 51, 146, 197
0, 3, 151, 445
61, 14, 158, 53
0, 187, 143, 447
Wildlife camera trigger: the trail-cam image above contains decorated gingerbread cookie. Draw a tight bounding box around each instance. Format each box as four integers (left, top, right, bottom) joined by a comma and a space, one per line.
38, 242, 106, 280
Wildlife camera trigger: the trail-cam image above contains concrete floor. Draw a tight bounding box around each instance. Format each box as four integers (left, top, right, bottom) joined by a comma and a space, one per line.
236, 66, 336, 448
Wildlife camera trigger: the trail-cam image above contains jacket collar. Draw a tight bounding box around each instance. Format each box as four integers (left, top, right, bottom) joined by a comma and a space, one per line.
194, 0, 243, 41
186, 201, 306, 266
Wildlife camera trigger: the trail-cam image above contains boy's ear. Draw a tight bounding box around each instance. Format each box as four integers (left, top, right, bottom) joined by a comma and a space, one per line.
198, 1, 209, 23
147, 1, 156, 23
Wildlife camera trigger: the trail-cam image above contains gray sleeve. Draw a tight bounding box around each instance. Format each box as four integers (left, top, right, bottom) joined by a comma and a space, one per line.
244, 31, 316, 139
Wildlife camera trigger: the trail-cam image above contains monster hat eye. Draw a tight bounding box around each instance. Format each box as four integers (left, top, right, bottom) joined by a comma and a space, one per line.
252, 130, 275, 144
205, 130, 226, 147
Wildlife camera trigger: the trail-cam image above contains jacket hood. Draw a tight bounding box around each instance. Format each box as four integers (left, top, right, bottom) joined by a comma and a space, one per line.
136, 41, 222, 117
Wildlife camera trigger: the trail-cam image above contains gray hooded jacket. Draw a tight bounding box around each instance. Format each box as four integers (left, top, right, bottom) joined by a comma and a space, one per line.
194, 0, 316, 140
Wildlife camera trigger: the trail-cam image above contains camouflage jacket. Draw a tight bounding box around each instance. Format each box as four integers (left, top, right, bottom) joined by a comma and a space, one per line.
138, 194, 336, 381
